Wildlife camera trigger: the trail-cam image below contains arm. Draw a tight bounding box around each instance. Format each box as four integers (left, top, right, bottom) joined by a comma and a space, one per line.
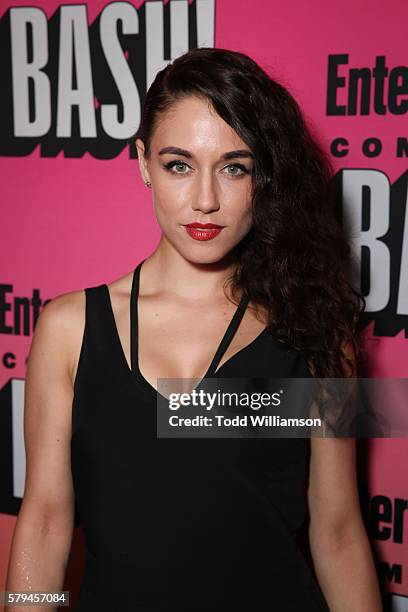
5, 291, 85, 612
307, 436, 383, 611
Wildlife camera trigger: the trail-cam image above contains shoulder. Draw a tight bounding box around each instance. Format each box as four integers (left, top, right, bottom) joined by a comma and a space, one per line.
105, 269, 134, 298
36, 289, 85, 340
104, 269, 134, 318
33, 289, 86, 387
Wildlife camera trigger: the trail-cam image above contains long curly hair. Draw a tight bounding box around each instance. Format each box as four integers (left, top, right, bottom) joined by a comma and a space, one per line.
131, 47, 366, 381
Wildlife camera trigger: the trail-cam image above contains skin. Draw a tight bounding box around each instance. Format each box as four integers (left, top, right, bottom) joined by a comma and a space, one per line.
137, 95, 254, 266
132, 94, 268, 386
5, 94, 382, 611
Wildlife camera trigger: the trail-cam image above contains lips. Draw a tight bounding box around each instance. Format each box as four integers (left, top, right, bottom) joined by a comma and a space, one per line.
183, 222, 225, 241
185, 223, 224, 229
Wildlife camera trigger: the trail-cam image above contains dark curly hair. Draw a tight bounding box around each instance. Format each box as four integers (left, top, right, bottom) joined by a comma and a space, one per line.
131, 46, 366, 385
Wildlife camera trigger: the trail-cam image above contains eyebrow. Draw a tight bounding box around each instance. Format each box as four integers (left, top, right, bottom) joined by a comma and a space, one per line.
158, 146, 254, 161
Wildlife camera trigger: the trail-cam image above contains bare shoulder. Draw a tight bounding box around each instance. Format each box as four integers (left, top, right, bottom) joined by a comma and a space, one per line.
104, 269, 134, 320
39, 288, 85, 330
32, 288, 87, 389
106, 269, 134, 299
34, 269, 135, 387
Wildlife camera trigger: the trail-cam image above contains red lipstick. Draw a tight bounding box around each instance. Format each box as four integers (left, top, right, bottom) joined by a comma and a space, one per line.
183, 222, 224, 241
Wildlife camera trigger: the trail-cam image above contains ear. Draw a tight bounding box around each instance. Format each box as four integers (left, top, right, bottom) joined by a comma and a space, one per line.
135, 138, 151, 185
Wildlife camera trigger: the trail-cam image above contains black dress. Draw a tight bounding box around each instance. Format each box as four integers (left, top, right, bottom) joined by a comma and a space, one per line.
70, 259, 330, 611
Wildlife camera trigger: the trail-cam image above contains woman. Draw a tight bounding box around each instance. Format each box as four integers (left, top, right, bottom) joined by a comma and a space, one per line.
6, 47, 383, 611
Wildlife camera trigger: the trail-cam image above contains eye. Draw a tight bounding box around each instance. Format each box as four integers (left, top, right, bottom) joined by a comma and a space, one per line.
163, 160, 190, 174
223, 163, 249, 178
162, 160, 251, 178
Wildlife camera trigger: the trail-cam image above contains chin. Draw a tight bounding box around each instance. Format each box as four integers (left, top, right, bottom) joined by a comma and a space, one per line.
184, 251, 226, 265
179, 243, 240, 266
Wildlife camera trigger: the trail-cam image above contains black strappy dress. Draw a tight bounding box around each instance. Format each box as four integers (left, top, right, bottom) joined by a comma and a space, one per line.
70, 259, 330, 611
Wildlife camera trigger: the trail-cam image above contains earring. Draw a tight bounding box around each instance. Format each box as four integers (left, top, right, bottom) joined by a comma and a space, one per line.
145, 180, 151, 188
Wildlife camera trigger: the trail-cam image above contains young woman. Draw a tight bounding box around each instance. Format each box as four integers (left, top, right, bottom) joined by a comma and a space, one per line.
6, 47, 383, 611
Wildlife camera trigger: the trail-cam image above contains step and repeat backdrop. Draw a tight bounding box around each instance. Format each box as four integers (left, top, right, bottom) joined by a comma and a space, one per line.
1, 0, 407, 609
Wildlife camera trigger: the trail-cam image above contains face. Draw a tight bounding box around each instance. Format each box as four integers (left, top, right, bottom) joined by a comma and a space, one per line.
135, 95, 254, 265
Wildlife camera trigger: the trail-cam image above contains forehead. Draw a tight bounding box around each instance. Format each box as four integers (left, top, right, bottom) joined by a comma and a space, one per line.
151, 95, 249, 153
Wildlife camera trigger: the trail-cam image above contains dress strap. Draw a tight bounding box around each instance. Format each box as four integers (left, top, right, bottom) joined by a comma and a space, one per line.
74, 283, 120, 393
203, 291, 250, 377
130, 258, 145, 373
129, 258, 249, 378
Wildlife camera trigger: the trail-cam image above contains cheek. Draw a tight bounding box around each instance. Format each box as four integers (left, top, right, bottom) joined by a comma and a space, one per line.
152, 167, 189, 206
241, 210, 253, 234
229, 193, 253, 225
152, 192, 185, 231
228, 178, 252, 205
237, 202, 253, 236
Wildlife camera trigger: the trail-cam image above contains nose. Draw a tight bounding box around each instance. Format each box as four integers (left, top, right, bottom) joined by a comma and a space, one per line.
191, 170, 221, 214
